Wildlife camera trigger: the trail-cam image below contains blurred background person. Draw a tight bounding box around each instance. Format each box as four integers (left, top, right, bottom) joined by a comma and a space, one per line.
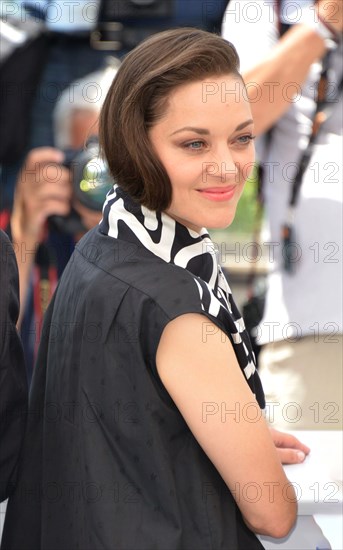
7, 61, 119, 381
223, 0, 342, 430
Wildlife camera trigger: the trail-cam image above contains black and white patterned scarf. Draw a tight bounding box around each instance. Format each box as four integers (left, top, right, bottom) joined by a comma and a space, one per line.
100, 185, 264, 408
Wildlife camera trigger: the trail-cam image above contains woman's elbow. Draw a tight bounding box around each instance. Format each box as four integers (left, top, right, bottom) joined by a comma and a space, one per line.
246, 500, 297, 539
265, 508, 297, 539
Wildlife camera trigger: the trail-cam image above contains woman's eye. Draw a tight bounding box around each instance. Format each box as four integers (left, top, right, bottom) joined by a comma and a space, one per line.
184, 140, 205, 150
237, 134, 255, 145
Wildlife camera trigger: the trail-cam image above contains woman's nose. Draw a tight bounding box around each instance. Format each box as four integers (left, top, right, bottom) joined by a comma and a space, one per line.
203, 148, 238, 183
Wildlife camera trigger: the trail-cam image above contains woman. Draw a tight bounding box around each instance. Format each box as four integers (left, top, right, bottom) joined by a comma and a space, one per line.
1, 29, 309, 550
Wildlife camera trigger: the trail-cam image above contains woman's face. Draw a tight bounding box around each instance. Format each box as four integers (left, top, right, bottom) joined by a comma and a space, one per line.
149, 74, 255, 233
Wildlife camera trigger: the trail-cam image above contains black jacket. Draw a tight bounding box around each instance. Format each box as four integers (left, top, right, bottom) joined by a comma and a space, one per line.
0, 229, 27, 502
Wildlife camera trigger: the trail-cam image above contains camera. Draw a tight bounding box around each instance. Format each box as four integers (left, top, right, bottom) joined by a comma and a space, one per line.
49, 136, 114, 235
64, 136, 114, 211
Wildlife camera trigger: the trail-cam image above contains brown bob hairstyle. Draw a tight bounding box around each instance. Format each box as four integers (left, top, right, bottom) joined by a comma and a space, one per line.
99, 28, 241, 211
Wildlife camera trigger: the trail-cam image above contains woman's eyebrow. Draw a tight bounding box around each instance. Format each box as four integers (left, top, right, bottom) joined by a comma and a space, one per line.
170, 126, 209, 136
235, 119, 254, 131
170, 119, 254, 137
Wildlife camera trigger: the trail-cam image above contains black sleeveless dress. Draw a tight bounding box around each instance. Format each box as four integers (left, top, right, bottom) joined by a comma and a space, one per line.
2, 187, 265, 549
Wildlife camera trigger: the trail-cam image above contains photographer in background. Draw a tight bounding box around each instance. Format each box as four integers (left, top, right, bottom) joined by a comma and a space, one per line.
8, 62, 119, 380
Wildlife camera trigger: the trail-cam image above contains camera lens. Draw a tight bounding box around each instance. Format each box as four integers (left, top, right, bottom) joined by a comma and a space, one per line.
79, 156, 113, 207
72, 139, 114, 211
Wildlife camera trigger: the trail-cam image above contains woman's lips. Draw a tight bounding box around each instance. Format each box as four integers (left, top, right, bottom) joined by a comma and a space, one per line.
197, 186, 237, 202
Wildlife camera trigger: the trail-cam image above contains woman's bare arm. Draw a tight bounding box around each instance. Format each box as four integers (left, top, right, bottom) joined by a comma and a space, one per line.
156, 313, 297, 538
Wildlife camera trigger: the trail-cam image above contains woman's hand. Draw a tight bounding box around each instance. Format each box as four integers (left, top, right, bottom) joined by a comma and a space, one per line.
270, 428, 311, 464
